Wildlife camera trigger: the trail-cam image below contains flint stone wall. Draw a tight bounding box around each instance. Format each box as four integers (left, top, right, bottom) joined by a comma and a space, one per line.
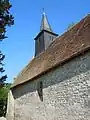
0, 117, 6, 120
12, 51, 90, 120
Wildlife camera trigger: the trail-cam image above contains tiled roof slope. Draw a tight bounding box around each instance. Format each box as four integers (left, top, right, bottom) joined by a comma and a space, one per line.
12, 14, 90, 88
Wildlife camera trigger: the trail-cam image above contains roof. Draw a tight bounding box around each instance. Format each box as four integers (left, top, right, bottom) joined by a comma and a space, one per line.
12, 14, 90, 88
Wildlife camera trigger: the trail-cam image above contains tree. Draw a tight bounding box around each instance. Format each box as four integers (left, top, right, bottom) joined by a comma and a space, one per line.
0, 0, 14, 117
0, 0, 14, 85
0, 51, 7, 86
0, 83, 11, 117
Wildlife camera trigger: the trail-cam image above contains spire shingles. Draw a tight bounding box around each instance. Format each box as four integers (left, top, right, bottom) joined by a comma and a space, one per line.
40, 12, 53, 32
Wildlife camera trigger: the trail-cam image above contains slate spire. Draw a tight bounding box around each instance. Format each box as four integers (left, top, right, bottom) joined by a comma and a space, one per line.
34, 11, 58, 57
40, 11, 53, 32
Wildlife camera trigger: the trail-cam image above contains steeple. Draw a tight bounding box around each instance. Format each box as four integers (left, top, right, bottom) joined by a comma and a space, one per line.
40, 11, 53, 32
34, 12, 58, 57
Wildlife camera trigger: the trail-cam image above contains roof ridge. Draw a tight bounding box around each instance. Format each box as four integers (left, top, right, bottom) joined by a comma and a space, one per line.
12, 14, 90, 88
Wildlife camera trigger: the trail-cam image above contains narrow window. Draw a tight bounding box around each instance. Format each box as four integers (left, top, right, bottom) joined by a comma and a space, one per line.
37, 81, 43, 101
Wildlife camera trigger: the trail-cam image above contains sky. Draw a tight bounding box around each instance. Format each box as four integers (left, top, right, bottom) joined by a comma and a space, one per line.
0, 0, 90, 83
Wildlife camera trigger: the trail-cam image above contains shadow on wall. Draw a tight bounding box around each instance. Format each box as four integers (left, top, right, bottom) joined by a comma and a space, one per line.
12, 51, 90, 99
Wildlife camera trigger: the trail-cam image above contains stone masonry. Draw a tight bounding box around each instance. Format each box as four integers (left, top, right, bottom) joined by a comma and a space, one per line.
8, 51, 90, 120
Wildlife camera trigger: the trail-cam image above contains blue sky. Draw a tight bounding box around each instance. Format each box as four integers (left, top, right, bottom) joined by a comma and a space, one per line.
1, 0, 90, 83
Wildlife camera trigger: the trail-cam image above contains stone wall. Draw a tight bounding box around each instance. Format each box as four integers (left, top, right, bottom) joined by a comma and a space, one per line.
6, 91, 14, 120
0, 117, 6, 120
13, 51, 90, 120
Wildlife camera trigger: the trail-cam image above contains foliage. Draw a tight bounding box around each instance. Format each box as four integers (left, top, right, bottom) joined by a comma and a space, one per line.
0, 0, 14, 40
0, 83, 11, 117
0, 51, 7, 85
0, 0, 14, 117
0, 0, 14, 85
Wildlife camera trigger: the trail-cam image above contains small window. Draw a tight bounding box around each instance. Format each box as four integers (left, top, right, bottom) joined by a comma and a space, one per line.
37, 81, 43, 101
49, 36, 53, 41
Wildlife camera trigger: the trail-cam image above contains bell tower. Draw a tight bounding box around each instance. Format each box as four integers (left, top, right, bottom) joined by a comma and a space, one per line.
34, 12, 58, 57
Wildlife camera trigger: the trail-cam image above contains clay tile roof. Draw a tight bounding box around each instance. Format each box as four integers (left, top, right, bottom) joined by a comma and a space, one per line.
12, 14, 90, 88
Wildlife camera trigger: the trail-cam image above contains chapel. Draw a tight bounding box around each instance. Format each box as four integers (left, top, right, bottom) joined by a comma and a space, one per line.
6, 13, 90, 120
